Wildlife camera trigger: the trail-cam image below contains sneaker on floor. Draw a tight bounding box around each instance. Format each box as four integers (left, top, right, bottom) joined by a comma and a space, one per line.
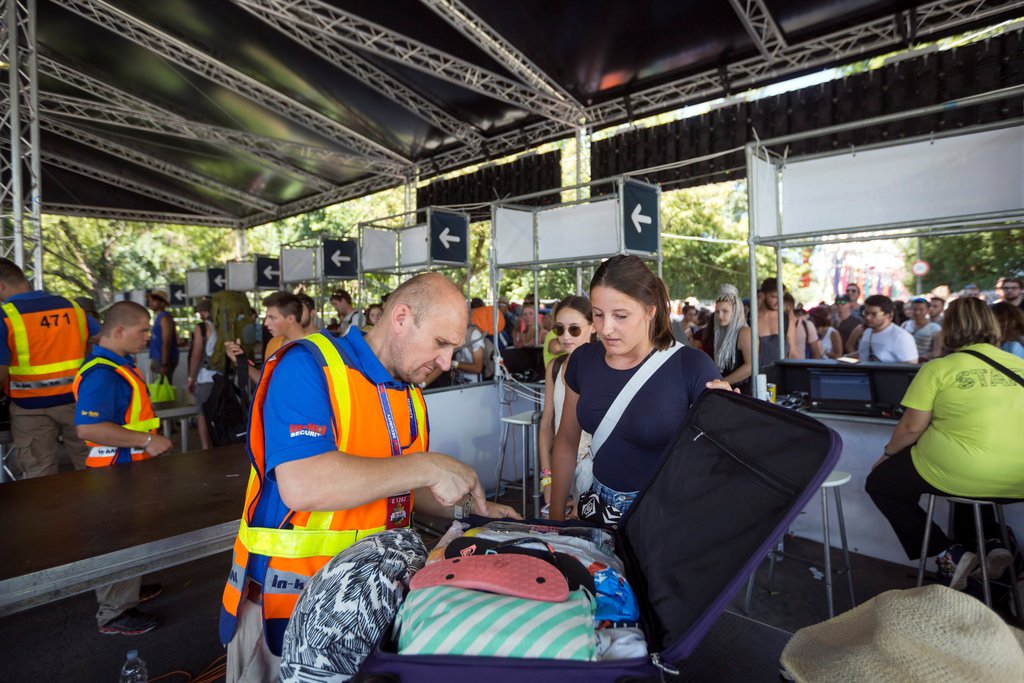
975, 539, 1015, 580
99, 608, 160, 635
936, 545, 979, 591
138, 583, 162, 603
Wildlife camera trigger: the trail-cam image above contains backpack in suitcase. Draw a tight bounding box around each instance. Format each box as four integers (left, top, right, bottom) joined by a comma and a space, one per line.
355, 390, 842, 681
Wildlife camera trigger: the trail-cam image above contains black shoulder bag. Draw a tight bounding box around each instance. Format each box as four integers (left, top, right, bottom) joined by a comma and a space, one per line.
958, 349, 1024, 389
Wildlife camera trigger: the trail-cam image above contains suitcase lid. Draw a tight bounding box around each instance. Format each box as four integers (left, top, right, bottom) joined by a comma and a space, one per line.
620, 389, 842, 664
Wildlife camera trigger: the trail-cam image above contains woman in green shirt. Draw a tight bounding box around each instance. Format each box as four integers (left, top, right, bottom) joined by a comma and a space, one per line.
866, 296, 1024, 590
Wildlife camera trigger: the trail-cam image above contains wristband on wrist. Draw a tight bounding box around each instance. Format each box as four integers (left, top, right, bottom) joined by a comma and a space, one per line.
540, 476, 552, 488
540, 468, 552, 477
454, 494, 474, 520
143, 433, 153, 449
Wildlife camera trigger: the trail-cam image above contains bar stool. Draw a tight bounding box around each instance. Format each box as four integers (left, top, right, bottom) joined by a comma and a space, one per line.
916, 494, 1023, 621
744, 470, 856, 619
494, 410, 541, 517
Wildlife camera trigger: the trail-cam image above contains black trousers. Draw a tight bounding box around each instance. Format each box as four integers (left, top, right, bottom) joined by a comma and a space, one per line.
866, 447, 1013, 560
865, 447, 951, 560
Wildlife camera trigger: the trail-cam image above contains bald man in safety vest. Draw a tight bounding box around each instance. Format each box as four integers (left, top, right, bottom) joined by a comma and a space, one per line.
220, 272, 520, 683
73, 301, 173, 635
0, 257, 100, 478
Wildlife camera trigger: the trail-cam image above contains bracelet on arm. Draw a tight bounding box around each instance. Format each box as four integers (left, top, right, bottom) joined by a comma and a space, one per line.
540, 476, 552, 488
454, 494, 474, 520
540, 468, 552, 477
143, 433, 153, 449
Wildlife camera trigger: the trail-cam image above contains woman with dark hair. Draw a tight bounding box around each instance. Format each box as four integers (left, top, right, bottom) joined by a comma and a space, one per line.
548, 255, 729, 521
866, 297, 1024, 589
992, 301, 1024, 359
538, 295, 596, 516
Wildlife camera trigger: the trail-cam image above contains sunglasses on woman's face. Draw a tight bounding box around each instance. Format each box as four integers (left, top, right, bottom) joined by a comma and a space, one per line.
554, 323, 583, 337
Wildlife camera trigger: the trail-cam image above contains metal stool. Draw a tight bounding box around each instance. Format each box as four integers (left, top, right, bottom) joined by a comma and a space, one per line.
744, 470, 856, 619
494, 410, 541, 517
916, 494, 1023, 620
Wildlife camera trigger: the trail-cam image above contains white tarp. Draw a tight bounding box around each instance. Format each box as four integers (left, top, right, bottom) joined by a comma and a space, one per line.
361, 227, 397, 272
537, 199, 619, 262
778, 125, 1024, 236
185, 270, 208, 298
750, 153, 780, 238
281, 248, 316, 283
226, 261, 256, 291
400, 224, 428, 268
493, 207, 534, 266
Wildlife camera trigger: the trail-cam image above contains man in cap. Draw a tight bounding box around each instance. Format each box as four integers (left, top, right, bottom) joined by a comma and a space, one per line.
0, 258, 100, 477
147, 289, 179, 383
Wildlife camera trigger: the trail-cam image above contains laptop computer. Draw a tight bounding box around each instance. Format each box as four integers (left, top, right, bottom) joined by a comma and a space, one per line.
807, 369, 876, 415
500, 347, 546, 382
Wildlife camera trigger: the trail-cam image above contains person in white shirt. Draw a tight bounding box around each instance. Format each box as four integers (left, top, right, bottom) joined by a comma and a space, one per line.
900, 297, 942, 362
849, 294, 918, 363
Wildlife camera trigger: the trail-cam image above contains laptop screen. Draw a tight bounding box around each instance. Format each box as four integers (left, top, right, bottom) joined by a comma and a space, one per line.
809, 370, 873, 403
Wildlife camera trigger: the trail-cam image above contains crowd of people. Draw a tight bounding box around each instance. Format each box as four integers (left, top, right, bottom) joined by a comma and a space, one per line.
1, 243, 1020, 677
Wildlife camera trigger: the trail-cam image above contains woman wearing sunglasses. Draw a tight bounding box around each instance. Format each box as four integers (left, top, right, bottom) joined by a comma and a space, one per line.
548, 255, 730, 523
537, 296, 596, 516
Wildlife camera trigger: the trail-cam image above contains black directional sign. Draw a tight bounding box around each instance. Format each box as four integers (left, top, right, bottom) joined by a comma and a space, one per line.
622, 179, 659, 254
208, 267, 226, 294
429, 209, 469, 264
169, 284, 187, 306
322, 239, 358, 279
256, 256, 280, 289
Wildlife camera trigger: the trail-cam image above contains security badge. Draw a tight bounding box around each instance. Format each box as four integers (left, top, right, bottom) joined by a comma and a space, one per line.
386, 493, 411, 529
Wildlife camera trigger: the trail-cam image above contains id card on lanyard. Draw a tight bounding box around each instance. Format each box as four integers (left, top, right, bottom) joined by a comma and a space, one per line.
376, 384, 418, 530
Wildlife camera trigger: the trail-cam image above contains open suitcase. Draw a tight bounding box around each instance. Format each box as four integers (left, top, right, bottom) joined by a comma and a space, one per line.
354, 389, 842, 682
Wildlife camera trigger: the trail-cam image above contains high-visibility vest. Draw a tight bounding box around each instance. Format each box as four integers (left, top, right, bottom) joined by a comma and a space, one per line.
2, 297, 88, 401
73, 357, 161, 467
219, 333, 428, 656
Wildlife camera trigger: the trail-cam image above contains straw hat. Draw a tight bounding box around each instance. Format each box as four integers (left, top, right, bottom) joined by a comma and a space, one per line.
149, 289, 169, 303
781, 585, 1024, 682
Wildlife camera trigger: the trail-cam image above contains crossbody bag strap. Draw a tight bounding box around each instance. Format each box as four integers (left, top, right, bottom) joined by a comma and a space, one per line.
957, 348, 1024, 389
590, 342, 684, 457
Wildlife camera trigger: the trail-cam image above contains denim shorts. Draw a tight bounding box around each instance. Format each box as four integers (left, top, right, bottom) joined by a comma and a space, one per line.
592, 478, 639, 514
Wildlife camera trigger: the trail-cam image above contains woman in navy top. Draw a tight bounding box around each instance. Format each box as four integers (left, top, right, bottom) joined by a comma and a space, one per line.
548, 255, 728, 520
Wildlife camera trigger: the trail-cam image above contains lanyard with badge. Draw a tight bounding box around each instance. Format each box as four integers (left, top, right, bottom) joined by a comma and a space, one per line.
376, 384, 419, 529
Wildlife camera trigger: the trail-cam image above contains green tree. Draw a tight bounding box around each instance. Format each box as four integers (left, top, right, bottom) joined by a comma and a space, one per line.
912, 230, 1024, 292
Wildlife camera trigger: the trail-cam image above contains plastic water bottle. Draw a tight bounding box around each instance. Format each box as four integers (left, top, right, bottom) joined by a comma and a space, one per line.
118, 650, 147, 683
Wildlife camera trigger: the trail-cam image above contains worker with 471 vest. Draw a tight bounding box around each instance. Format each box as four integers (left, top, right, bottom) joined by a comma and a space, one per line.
73, 300, 173, 635
220, 272, 520, 683
0, 257, 100, 478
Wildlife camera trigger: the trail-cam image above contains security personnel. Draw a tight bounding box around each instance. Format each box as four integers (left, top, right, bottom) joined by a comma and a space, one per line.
73, 301, 172, 635
0, 258, 99, 478
220, 273, 519, 683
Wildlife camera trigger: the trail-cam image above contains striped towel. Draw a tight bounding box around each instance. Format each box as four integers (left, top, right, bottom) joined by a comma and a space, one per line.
396, 586, 596, 660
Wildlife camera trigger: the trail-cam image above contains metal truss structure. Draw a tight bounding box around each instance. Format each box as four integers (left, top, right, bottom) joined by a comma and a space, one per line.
1, 0, 42, 285
1, 0, 1019, 243
229, 0, 581, 126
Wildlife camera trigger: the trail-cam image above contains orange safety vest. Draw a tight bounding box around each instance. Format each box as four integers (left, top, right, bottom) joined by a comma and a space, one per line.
219, 333, 428, 655
2, 298, 88, 401
72, 356, 161, 467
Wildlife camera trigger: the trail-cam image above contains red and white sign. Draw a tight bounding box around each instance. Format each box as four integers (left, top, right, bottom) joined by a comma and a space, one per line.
911, 260, 930, 277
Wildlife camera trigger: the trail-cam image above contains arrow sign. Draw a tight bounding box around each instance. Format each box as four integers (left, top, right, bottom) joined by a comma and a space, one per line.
429, 209, 469, 264
630, 204, 652, 233
322, 239, 358, 279
208, 267, 226, 293
622, 180, 659, 254
255, 256, 280, 288
438, 226, 461, 249
169, 284, 186, 304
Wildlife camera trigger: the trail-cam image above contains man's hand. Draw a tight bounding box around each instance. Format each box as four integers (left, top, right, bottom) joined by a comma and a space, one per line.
425, 452, 488, 513
225, 339, 243, 363
480, 501, 522, 520
145, 433, 173, 456
187, 377, 196, 395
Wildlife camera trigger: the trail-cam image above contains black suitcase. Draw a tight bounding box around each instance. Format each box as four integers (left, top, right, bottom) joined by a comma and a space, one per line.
356, 390, 842, 681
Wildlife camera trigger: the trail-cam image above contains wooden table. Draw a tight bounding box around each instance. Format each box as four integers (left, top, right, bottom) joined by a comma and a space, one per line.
0, 444, 249, 615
